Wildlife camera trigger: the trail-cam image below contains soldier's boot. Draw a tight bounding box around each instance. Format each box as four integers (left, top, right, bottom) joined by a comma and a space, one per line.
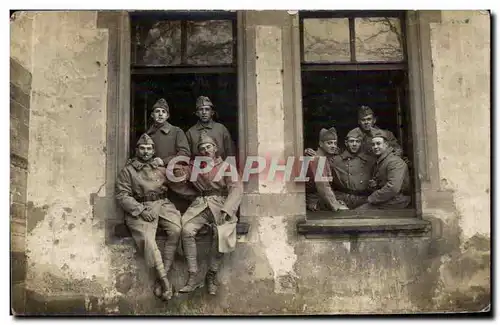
159, 275, 173, 301
152, 265, 173, 301
206, 270, 218, 296
179, 272, 204, 293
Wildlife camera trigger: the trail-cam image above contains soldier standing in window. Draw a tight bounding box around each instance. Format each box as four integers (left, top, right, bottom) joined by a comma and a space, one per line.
357, 129, 411, 209
146, 98, 193, 213
186, 96, 235, 160
115, 134, 184, 301
349, 105, 403, 157
176, 133, 243, 295
146, 98, 191, 165
305, 127, 349, 212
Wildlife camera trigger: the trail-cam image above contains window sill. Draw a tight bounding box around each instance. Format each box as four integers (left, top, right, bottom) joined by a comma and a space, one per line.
297, 209, 431, 238
114, 222, 250, 239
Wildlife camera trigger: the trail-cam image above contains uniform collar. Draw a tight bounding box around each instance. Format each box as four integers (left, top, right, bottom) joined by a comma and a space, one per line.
360, 125, 381, 137
340, 150, 370, 161
129, 157, 159, 171
147, 122, 172, 135
196, 120, 214, 130
376, 149, 393, 164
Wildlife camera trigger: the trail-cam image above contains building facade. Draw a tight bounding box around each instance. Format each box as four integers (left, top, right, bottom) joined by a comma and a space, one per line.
10, 10, 490, 314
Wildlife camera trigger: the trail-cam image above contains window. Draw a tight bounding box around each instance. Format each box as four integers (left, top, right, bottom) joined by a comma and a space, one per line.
298, 11, 427, 233
110, 11, 248, 239
129, 11, 238, 154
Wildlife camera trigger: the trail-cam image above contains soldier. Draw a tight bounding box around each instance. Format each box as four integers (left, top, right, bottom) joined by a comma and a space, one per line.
186, 96, 235, 160
349, 105, 403, 157
115, 133, 184, 301
176, 133, 243, 295
357, 129, 411, 210
146, 98, 193, 212
305, 127, 349, 212
146, 98, 191, 165
330, 128, 376, 209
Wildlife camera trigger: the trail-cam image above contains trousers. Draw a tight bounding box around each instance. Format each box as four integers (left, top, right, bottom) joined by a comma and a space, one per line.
181, 208, 223, 274
125, 215, 181, 277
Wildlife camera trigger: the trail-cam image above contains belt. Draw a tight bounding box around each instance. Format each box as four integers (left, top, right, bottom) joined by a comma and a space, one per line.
200, 189, 228, 197
135, 192, 167, 203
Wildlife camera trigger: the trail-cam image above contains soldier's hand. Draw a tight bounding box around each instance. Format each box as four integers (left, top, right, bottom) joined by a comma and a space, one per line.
304, 148, 317, 157
219, 212, 230, 224
333, 202, 349, 211
152, 157, 165, 167
368, 179, 378, 189
140, 209, 155, 222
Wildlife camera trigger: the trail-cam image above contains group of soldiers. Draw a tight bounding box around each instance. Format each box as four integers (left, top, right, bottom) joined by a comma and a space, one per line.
115, 96, 240, 301
115, 95, 413, 302
305, 105, 412, 212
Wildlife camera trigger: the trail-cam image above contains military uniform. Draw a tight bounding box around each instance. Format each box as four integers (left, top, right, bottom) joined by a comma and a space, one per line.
146, 99, 193, 213
350, 106, 402, 157
331, 150, 376, 209
305, 127, 347, 211
357, 131, 411, 210
349, 126, 402, 157
178, 134, 243, 294
186, 96, 235, 160
115, 134, 183, 300
146, 98, 191, 166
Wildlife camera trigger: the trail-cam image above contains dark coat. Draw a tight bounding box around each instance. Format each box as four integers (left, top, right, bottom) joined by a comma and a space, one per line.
147, 122, 191, 166
367, 149, 411, 207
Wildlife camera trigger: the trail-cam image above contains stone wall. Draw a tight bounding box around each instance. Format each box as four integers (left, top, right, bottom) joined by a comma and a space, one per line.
10, 10, 490, 315
10, 11, 35, 314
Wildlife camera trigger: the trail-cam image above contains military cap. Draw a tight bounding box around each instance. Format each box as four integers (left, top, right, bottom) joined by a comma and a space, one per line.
346, 128, 364, 139
196, 96, 214, 109
371, 129, 389, 141
152, 98, 170, 114
319, 127, 338, 142
136, 133, 155, 146
197, 132, 218, 148
358, 105, 374, 119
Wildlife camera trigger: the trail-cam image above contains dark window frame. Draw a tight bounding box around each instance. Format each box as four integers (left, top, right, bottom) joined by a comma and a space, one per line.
299, 10, 408, 70
298, 10, 420, 225
130, 10, 238, 74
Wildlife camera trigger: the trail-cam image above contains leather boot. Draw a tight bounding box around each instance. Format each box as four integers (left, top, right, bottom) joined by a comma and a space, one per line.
206, 270, 218, 296
159, 276, 173, 301
179, 272, 204, 293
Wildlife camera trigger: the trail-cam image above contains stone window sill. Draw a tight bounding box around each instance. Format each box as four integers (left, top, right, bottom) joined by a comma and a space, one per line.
114, 222, 250, 240
297, 209, 431, 238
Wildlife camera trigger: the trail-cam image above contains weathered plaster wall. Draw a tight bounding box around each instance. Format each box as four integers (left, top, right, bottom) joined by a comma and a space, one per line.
13, 10, 490, 315
22, 11, 115, 303
430, 10, 490, 240
420, 9, 491, 311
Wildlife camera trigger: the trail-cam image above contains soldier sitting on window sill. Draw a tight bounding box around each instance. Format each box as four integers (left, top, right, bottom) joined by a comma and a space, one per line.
305, 127, 349, 212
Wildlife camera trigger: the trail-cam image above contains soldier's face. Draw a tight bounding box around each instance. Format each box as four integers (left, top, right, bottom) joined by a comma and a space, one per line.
320, 139, 337, 155
359, 115, 376, 131
371, 137, 388, 156
196, 106, 214, 123
136, 144, 155, 161
345, 137, 362, 154
198, 143, 217, 158
151, 108, 169, 124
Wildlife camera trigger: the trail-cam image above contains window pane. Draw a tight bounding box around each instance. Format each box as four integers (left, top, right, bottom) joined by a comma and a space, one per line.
303, 18, 351, 63
135, 21, 182, 66
186, 20, 233, 65
355, 17, 404, 62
